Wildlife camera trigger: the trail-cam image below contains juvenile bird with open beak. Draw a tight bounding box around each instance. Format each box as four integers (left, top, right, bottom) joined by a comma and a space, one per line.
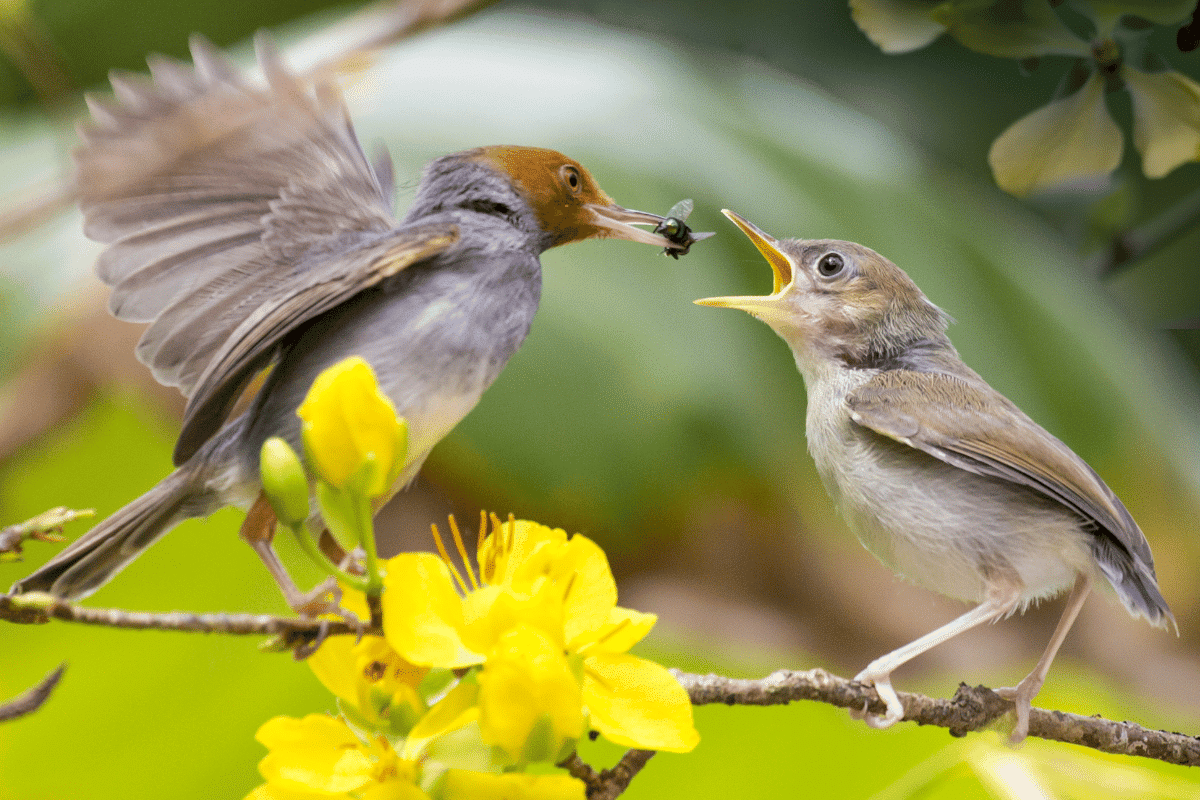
697, 210, 1172, 742
11, 35, 706, 609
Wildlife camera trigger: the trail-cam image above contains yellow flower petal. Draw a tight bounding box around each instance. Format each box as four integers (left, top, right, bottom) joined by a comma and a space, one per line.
255, 715, 375, 794
477, 624, 584, 765
573, 607, 656, 654
1124, 67, 1200, 179
850, 0, 946, 54
492, 527, 617, 646
306, 635, 361, 707
244, 783, 332, 800
360, 780, 430, 800
485, 520, 568, 588
440, 771, 586, 800
989, 72, 1122, 196
582, 653, 699, 753
308, 634, 429, 730
402, 679, 480, 760
297, 357, 408, 498
539, 535, 617, 645
462, 581, 566, 656
383, 553, 482, 668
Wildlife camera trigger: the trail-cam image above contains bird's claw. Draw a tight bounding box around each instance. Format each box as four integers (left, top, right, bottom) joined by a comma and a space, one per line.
852, 670, 905, 729
291, 619, 331, 660
289, 577, 362, 632
994, 683, 1034, 743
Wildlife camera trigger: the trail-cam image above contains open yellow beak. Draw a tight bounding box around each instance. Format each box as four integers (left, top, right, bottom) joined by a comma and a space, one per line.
694, 210, 795, 312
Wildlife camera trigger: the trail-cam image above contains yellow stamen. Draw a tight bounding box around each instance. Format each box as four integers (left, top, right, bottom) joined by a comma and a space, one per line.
430, 522, 470, 596
489, 512, 503, 550
448, 515, 478, 590
477, 510, 493, 583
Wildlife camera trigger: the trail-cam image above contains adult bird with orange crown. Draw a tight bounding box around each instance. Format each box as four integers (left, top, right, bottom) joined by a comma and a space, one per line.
697, 210, 1172, 742
11, 35, 706, 610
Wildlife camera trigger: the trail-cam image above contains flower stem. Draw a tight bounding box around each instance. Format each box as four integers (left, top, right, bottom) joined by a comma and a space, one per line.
287, 520, 370, 593
355, 495, 385, 598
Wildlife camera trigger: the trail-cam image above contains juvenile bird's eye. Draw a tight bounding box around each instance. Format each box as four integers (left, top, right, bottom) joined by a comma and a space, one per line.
817, 252, 845, 277
561, 165, 582, 193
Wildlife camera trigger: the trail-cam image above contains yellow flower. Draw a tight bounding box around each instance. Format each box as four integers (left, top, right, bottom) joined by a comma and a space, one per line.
297, 357, 409, 499
248, 710, 585, 800
1123, 67, 1200, 179
308, 634, 429, 735
988, 72, 1123, 196
248, 714, 427, 799
307, 585, 430, 735
438, 771, 585, 800
476, 624, 584, 764
382, 516, 699, 755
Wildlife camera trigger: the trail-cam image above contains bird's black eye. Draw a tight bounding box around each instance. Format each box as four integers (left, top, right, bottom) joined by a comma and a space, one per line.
817, 252, 845, 278
561, 165, 582, 193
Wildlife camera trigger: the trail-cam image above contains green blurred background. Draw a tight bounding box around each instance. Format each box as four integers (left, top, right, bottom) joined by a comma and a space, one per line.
1, 1, 1199, 798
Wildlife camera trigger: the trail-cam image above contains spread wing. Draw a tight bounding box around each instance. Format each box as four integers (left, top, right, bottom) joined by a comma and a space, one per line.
846, 370, 1171, 626
74, 34, 451, 463
76, 35, 397, 401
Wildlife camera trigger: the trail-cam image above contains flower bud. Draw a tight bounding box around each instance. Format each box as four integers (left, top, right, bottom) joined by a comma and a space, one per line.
259, 437, 310, 526
296, 356, 409, 499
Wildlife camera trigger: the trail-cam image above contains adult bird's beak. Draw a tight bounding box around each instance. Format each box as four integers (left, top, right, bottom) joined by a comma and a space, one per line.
587, 202, 683, 248
695, 209, 796, 314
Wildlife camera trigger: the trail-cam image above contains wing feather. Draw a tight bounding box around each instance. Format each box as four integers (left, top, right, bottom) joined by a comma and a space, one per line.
846, 369, 1171, 625
173, 225, 459, 463
75, 32, 398, 401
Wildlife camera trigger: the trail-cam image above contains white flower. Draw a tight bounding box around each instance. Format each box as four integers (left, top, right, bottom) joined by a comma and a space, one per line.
988, 72, 1123, 196
1124, 67, 1200, 179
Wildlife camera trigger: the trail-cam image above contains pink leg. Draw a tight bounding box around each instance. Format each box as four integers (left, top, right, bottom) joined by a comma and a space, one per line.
996, 573, 1091, 742
240, 493, 342, 617
854, 586, 1022, 729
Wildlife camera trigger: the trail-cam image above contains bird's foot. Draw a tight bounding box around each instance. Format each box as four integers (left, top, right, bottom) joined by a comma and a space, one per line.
852, 668, 905, 729
994, 679, 1040, 743
288, 577, 361, 628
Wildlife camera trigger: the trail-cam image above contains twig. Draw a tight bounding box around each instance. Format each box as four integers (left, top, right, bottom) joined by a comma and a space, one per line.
673, 668, 1200, 767
560, 749, 657, 800
0, 593, 378, 654
0, 664, 66, 722
0, 507, 94, 561
3, 594, 1196, 769
1097, 185, 1200, 276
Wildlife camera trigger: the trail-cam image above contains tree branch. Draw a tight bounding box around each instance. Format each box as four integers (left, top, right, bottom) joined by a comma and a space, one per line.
673, 668, 1200, 767
560, 749, 657, 800
0, 664, 66, 722
4, 593, 1196, 772
0, 593, 376, 655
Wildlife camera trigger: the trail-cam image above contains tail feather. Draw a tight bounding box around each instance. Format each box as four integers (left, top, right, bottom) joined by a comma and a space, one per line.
1092, 533, 1176, 633
10, 467, 202, 600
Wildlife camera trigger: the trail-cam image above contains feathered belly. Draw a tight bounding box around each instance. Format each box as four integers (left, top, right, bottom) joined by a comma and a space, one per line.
813, 426, 1092, 605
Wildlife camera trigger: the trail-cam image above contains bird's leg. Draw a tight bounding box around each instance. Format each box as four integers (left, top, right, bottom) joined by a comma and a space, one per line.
853, 587, 1021, 729
239, 493, 346, 619
995, 573, 1091, 743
